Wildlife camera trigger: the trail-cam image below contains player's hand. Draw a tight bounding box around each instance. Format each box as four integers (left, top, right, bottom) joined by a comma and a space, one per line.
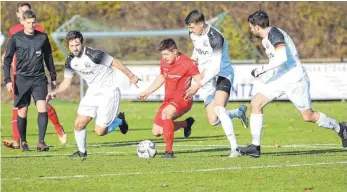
5, 82, 13, 93
51, 81, 57, 90
185, 84, 201, 100
136, 92, 149, 101
251, 66, 266, 78
46, 92, 57, 102
130, 75, 141, 88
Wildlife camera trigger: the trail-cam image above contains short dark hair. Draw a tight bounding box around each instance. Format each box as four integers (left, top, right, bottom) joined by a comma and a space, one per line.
66, 30, 84, 44
157, 38, 177, 52
185, 10, 205, 25
17, 2, 31, 12
248, 10, 269, 28
22, 10, 36, 20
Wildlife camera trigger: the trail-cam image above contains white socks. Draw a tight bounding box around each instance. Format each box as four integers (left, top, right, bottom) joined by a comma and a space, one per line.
214, 106, 238, 152
316, 112, 340, 133
74, 129, 87, 153
250, 114, 263, 146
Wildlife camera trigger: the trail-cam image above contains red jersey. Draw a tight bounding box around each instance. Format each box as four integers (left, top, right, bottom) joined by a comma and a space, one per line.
9, 24, 44, 75
160, 53, 199, 100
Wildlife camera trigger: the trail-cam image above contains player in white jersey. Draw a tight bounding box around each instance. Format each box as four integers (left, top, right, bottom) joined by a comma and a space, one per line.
237, 10, 347, 158
184, 10, 249, 158
46, 31, 140, 160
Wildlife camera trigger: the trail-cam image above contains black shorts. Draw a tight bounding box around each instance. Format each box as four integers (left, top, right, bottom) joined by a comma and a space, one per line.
14, 75, 48, 108
216, 76, 232, 95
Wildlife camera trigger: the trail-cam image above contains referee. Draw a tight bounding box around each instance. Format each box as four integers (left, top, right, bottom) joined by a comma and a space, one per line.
3, 10, 56, 152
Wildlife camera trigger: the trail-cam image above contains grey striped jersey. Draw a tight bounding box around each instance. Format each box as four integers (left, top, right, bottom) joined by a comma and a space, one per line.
189, 25, 234, 82
262, 27, 307, 83
64, 46, 117, 90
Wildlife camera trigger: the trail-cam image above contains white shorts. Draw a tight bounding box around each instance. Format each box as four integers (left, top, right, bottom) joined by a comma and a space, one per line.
78, 87, 121, 127
257, 75, 311, 111
199, 74, 233, 104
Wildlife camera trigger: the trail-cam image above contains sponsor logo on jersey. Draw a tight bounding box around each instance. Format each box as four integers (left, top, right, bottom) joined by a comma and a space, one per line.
36, 50, 42, 57
196, 48, 208, 55
84, 62, 91, 68
80, 70, 94, 75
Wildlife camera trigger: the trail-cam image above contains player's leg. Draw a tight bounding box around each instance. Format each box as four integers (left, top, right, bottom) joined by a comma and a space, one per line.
69, 91, 96, 160
237, 82, 283, 158
47, 103, 66, 144
219, 75, 249, 128
152, 119, 194, 137
3, 78, 20, 149
17, 106, 29, 152
32, 80, 50, 151
94, 88, 128, 136
161, 104, 178, 158
10, 63, 20, 147
152, 101, 195, 138
204, 77, 239, 157
13, 77, 32, 152
288, 76, 347, 148
70, 115, 92, 160
213, 90, 241, 157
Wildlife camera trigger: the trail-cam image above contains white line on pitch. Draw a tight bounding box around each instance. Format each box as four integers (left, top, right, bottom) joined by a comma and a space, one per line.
2, 161, 346, 181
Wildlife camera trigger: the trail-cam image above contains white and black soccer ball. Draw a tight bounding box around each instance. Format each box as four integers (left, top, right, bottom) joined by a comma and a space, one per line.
137, 140, 157, 158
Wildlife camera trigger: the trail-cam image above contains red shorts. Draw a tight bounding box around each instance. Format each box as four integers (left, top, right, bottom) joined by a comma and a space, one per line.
153, 97, 193, 127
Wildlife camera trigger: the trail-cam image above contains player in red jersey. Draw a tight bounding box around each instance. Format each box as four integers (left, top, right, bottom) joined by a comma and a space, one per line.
137, 38, 202, 158
2, 3, 66, 149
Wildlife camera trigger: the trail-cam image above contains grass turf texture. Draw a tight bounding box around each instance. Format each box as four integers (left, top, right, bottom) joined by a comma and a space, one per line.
1, 101, 347, 191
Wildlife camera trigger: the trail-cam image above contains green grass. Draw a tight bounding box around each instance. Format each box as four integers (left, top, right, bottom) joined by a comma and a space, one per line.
1, 101, 347, 192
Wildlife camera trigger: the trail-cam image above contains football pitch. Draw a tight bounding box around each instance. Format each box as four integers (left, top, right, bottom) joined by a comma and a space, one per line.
1, 101, 346, 191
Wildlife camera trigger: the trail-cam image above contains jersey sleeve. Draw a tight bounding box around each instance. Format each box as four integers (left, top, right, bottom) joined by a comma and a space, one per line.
200, 28, 223, 86
64, 55, 75, 78
268, 28, 285, 49
42, 33, 57, 81
3, 36, 16, 84
85, 47, 113, 66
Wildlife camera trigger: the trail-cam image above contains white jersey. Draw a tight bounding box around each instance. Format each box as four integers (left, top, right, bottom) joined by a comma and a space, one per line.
262, 27, 307, 83
189, 25, 234, 83
64, 46, 116, 91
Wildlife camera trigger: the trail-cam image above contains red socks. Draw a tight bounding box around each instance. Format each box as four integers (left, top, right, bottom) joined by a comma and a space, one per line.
47, 105, 64, 136
163, 119, 174, 152
11, 107, 20, 141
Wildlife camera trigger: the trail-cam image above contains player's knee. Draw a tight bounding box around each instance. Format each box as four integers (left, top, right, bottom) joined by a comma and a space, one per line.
301, 111, 314, 122
214, 106, 226, 116
207, 115, 219, 126
161, 111, 174, 120
95, 127, 107, 136
152, 130, 162, 137
251, 99, 263, 112
74, 120, 85, 131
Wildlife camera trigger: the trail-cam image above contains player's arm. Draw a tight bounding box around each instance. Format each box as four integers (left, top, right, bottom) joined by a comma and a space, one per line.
200, 33, 223, 86
111, 58, 140, 88
42, 34, 57, 89
3, 36, 16, 92
137, 74, 165, 101
251, 28, 287, 77
185, 62, 202, 99
46, 56, 75, 102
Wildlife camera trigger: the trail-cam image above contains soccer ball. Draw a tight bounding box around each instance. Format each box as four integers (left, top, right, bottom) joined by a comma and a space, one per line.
137, 140, 157, 158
